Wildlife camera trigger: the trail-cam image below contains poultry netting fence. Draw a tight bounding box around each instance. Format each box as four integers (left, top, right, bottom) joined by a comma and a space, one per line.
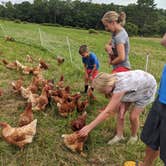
0, 23, 164, 83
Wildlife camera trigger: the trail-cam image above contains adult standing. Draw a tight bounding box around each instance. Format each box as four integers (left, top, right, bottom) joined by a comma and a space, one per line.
102, 11, 132, 144
78, 70, 157, 146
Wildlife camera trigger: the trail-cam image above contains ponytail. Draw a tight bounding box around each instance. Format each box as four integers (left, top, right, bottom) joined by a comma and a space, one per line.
102, 11, 126, 27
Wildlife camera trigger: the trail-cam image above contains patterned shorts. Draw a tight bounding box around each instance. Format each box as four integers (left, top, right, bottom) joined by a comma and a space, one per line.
121, 84, 157, 108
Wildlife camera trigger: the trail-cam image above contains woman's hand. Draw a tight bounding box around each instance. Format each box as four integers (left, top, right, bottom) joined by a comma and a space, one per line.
78, 125, 91, 137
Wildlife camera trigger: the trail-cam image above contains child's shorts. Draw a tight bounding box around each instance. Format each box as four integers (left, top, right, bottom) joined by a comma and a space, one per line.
112, 66, 130, 74
141, 97, 166, 165
86, 69, 98, 79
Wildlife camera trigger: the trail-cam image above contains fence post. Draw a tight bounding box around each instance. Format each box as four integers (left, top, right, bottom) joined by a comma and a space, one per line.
38, 28, 43, 47
145, 52, 150, 72
66, 36, 73, 64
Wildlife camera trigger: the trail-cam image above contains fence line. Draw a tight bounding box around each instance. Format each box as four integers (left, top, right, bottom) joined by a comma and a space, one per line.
0, 23, 164, 79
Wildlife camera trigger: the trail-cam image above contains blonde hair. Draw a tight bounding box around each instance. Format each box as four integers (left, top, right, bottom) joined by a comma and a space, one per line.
102, 11, 126, 26
92, 72, 117, 93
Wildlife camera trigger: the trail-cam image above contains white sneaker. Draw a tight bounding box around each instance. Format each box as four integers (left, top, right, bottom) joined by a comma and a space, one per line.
107, 135, 124, 145
127, 136, 138, 144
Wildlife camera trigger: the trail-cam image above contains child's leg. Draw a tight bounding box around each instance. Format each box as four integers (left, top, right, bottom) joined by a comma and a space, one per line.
129, 106, 144, 137
84, 70, 89, 93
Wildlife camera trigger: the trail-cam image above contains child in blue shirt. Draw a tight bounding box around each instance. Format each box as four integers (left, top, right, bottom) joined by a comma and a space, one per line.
79, 45, 99, 93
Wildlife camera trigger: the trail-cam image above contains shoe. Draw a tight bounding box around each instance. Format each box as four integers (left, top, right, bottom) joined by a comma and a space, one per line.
127, 136, 138, 144
107, 135, 124, 145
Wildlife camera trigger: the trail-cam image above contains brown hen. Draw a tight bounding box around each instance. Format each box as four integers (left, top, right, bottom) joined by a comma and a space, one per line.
71, 112, 87, 131
62, 132, 87, 153
0, 119, 37, 149
18, 103, 34, 127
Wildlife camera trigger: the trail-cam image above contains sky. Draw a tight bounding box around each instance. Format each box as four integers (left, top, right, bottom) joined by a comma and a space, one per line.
0, 0, 166, 9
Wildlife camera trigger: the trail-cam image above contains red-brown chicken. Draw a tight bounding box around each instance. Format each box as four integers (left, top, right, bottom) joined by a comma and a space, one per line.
0, 119, 37, 149
87, 86, 96, 101
62, 132, 87, 153
39, 60, 49, 70
26, 55, 34, 63
76, 99, 89, 113
57, 94, 80, 117
56, 56, 65, 65
32, 86, 49, 111
2, 59, 18, 70
18, 103, 34, 127
27, 77, 40, 93
71, 112, 87, 131
11, 78, 23, 92
56, 75, 64, 88
5, 36, 15, 42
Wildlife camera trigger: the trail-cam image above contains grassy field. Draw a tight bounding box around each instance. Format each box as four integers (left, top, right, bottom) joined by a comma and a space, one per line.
0, 20, 165, 166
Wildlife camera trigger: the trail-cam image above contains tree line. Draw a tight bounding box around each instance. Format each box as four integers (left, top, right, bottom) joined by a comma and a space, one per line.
0, 0, 165, 36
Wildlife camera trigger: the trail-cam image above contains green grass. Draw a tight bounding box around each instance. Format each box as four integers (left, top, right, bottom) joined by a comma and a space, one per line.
0, 20, 165, 166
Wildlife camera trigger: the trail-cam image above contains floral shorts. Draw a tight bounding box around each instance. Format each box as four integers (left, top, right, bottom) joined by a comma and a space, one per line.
121, 84, 157, 108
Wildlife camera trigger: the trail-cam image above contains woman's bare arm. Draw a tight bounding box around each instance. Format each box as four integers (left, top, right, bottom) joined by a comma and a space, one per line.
111, 44, 125, 65
78, 92, 125, 137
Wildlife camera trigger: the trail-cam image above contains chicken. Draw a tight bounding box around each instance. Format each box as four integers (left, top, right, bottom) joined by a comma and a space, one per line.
15, 60, 33, 74
32, 66, 41, 75
23, 66, 34, 75
71, 112, 87, 131
35, 72, 45, 86
26, 55, 34, 63
5, 36, 15, 42
18, 103, 34, 127
2, 59, 18, 70
32, 86, 49, 111
57, 94, 80, 117
27, 93, 39, 107
27, 77, 39, 93
87, 86, 96, 101
39, 60, 49, 70
52, 90, 80, 105
0, 119, 37, 148
76, 99, 89, 113
11, 78, 23, 92
20, 86, 32, 99
56, 56, 65, 65
12, 77, 39, 98
0, 89, 3, 96
62, 132, 87, 153
15, 60, 26, 70
56, 75, 64, 88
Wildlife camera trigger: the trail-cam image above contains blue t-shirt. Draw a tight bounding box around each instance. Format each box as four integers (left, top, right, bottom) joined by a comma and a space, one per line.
158, 65, 166, 104
82, 52, 99, 70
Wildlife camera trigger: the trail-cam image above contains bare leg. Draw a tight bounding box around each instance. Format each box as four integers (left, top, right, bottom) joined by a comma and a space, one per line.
116, 103, 130, 137
141, 146, 159, 166
129, 107, 144, 137
84, 74, 89, 93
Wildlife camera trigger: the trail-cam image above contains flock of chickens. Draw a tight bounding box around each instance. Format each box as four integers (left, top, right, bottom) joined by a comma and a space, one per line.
0, 55, 95, 154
